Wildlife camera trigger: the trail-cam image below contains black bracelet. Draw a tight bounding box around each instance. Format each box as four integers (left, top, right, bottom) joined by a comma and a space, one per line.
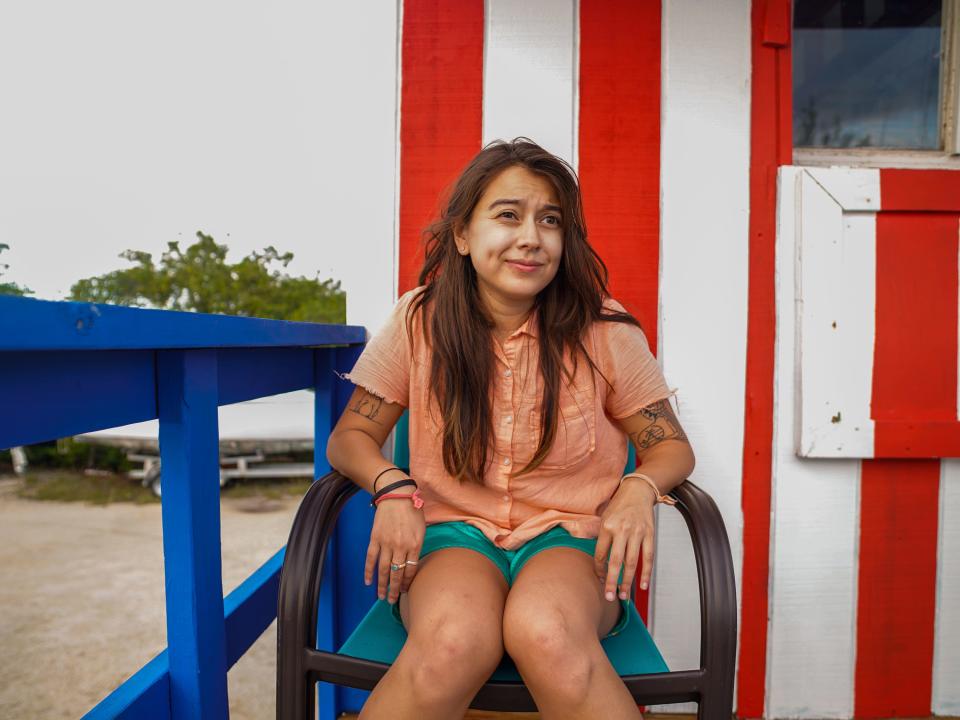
370, 478, 419, 508
372, 466, 403, 493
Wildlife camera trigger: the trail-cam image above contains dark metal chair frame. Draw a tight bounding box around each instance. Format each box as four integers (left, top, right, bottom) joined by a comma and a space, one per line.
277, 470, 737, 719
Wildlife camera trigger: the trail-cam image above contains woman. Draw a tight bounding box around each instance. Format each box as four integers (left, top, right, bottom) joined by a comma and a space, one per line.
327, 138, 695, 719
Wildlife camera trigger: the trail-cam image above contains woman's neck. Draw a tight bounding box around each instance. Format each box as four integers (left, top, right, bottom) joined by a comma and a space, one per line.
478, 286, 534, 341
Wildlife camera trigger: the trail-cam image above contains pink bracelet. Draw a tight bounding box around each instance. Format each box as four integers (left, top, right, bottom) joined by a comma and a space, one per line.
618, 472, 677, 506
373, 488, 424, 509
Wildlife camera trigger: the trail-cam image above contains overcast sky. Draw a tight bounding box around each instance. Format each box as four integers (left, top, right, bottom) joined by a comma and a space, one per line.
1, 2, 399, 326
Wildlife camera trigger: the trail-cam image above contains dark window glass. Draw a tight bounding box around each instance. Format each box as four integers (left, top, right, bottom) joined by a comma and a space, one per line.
793, 0, 943, 149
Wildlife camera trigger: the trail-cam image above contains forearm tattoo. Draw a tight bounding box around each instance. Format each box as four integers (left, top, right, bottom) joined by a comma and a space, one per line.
349, 390, 384, 424
628, 398, 690, 450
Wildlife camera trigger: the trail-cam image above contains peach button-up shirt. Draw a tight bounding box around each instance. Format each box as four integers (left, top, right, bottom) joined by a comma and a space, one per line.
343, 287, 675, 550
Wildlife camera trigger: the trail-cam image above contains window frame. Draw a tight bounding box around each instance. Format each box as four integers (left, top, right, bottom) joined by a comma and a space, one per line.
793, 0, 960, 169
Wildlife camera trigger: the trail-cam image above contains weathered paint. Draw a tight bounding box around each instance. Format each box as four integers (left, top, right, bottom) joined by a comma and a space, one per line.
578, 0, 663, 623
855, 460, 940, 717
738, 0, 792, 714
934, 459, 960, 714
652, 2, 753, 714
767, 167, 860, 718
795, 169, 878, 458
397, 0, 483, 296
483, 0, 576, 164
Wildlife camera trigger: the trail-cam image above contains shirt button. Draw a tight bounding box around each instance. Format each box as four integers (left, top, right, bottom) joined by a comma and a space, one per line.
503, 457, 511, 466
505, 415, 512, 424
502, 495, 510, 502
504, 369, 512, 377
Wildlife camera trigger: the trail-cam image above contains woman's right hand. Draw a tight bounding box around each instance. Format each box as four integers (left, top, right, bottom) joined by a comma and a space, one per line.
365, 488, 425, 605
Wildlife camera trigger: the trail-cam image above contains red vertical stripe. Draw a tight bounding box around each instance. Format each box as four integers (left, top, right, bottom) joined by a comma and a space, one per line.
854, 460, 939, 717
855, 200, 954, 716
578, 0, 661, 624
578, 0, 661, 345
872, 211, 959, 454
398, 0, 484, 296
738, 1, 792, 716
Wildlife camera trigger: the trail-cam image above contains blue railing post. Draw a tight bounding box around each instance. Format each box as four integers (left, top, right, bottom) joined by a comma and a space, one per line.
157, 349, 229, 719
312, 344, 365, 719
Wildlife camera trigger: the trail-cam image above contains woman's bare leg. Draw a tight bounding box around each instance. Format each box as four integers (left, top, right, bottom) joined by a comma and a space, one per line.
502, 547, 642, 720
359, 547, 509, 720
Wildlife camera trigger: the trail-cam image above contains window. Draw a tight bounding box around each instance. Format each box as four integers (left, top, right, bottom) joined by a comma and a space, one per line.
793, 0, 960, 166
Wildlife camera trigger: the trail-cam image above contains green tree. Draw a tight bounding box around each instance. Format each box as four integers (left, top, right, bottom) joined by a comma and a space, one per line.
69, 231, 345, 323
0, 243, 33, 297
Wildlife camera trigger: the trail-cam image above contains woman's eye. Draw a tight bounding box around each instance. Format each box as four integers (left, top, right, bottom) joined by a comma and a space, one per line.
498, 211, 518, 220
543, 215, 561, 226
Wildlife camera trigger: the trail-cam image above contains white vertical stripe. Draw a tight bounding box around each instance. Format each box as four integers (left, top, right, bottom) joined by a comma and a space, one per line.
766, 167, 859, 718
482, 0, 576, 166
651, 0, 752, 713
570, 0, 580, 173
933, 459, 960, 714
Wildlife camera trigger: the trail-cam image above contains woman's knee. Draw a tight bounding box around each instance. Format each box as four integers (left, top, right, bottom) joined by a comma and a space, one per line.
502, 601, 597, 701
405, 617, 504, 700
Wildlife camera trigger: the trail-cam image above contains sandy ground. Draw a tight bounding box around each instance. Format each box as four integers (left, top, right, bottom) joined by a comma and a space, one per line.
0, 476, 300, 719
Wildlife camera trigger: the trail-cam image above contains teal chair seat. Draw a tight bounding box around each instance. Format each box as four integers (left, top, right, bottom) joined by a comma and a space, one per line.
337, 597, 668, 682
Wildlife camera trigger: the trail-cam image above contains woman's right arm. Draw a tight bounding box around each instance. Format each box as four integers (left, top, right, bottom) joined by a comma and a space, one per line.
326, 385, 409, 494
326, 385, 424, 604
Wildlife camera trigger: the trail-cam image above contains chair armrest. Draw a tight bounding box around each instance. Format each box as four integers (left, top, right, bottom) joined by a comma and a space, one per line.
667, 480, 737, 704
276, 470, 358, 718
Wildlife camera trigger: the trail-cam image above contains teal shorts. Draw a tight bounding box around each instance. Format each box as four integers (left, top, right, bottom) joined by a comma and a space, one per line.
388, 520, 631, 639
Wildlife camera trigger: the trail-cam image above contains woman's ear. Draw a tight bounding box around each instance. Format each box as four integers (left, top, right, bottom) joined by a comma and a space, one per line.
453, 225, 470, 256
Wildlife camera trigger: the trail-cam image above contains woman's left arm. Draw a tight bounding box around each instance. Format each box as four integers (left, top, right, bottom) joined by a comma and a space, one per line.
595, 397, 696, 603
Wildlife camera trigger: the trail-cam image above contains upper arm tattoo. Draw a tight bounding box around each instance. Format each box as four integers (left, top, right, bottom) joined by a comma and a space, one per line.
628, 398, 689, 451
348, 390, 384, 424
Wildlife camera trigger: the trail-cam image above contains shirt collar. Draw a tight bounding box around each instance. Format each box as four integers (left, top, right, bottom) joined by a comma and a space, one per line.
507, 305, 538, 340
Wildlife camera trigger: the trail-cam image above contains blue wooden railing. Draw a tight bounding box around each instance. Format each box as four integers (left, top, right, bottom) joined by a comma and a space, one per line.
0, 295, 372, 719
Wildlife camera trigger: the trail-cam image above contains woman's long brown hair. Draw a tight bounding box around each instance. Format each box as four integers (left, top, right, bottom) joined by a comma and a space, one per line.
406, 137, 643, 484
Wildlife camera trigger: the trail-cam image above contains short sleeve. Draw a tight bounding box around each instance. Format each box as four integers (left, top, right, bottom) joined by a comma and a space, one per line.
340, 288, 421, 407
598, 299, 675, 419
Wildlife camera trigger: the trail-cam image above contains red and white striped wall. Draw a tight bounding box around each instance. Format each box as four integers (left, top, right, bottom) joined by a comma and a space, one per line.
346, 0, 960, 716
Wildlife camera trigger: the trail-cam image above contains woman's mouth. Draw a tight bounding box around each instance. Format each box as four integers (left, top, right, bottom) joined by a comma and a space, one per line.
506, 260, 543, 273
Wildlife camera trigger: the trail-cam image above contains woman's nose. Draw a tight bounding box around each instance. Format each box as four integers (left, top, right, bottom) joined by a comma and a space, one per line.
516, 217, 541, 247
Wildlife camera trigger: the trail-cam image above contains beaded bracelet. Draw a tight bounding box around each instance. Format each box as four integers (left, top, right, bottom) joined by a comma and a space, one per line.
618, 472, 677, 506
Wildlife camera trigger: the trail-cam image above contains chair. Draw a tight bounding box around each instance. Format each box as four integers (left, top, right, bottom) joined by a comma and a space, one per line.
277, 429, 737, 718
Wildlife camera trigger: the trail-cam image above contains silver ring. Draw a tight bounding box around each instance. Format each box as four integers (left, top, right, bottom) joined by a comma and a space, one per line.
390, 560, 419, 571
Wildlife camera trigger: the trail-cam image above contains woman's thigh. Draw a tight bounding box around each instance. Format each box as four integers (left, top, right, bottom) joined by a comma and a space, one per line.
398, 546, 510, 638
503, 546, 621, 645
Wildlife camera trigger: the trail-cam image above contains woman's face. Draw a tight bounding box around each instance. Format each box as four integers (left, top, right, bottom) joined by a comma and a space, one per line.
455, 164, 563, 309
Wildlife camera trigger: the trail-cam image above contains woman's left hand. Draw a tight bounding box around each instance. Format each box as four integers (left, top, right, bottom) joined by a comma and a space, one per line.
593, 480, 658, 603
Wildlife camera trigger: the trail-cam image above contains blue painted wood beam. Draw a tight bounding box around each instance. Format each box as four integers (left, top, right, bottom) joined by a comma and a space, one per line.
0, 349, 156, 449
0, 346, 356, 450
0, 295, 364, 351
82, 651, 172, 720
223, 547, 285, 668
157, 349, 228, 719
